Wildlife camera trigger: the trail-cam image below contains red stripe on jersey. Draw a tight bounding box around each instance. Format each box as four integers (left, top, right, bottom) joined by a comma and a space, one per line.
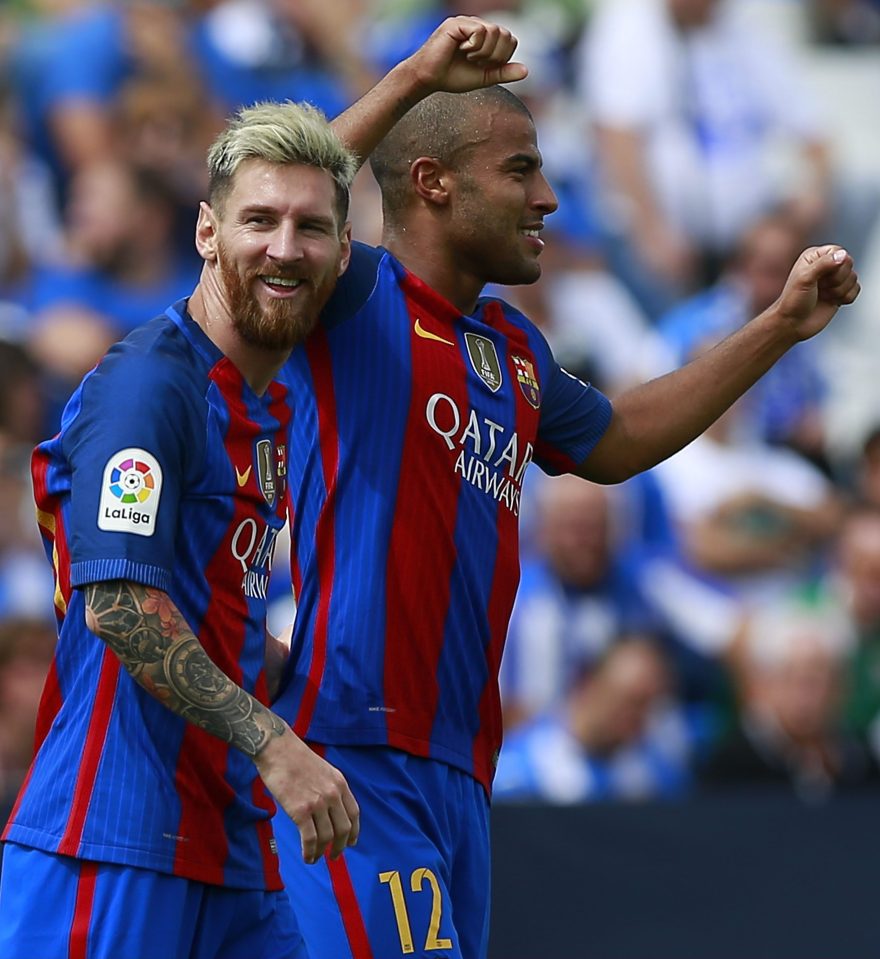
473, 304, 542, 785
382, 279, 468, 755
328, 855, 375, 959
170, 358, 277, 887
58, 649, 121, 856
68, 860, 98, 959
294, 332, 339, 736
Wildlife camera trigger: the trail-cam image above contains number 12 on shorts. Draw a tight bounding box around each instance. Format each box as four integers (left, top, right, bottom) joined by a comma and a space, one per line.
378, 868, 453, 953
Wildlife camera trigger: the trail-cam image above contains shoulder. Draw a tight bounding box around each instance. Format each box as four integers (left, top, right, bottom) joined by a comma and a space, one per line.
321, 242, 387, 328
81, 314, 208, 411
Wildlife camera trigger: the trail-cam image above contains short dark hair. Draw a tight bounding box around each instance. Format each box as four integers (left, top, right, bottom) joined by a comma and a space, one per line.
369, 86, 532, 223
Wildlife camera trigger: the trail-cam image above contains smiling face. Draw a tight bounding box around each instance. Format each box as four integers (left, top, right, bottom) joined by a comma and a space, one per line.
199, 158, 351, 352
447, 107, 558, 288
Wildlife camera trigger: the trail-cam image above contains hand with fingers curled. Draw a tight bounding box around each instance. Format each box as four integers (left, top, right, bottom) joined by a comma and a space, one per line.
775, 245, 861, 342
403, 15, 529, 95
255, 726, 360, 865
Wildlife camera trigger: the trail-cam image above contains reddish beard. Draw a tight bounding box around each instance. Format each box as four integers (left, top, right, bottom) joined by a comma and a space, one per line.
218, 247, 326, 352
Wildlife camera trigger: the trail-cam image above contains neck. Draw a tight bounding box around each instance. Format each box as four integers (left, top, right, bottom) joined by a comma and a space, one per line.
188, 280, 289, 396
384, 226, 483, 316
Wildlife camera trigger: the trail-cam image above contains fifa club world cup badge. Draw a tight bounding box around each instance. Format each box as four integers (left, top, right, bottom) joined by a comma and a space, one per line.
465, 333, 502, 393
512, 355, 541, 409
256, 439, 277, 507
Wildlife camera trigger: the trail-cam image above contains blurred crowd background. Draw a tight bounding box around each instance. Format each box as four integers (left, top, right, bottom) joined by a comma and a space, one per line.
2, 0, 880, 822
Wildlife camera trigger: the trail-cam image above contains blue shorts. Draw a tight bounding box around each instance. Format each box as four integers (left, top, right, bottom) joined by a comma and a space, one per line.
0, 843, 308, 959
273, 745, 491, 959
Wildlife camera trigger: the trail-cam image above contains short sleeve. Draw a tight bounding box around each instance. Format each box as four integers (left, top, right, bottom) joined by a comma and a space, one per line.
62, 347, 205, 591
532, 332, 613, 475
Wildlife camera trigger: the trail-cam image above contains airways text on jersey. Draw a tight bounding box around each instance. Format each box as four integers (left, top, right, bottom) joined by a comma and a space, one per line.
426, 393, 533, 516
231, 518, 280, 599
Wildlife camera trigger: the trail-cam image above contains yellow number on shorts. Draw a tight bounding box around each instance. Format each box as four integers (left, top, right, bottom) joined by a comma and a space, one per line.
379, 870, 415, 953
379, 868, 453, 953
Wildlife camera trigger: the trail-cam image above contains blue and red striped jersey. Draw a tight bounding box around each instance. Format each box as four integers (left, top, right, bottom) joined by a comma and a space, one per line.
275, 245, 613, 790
3, 301, 289, 889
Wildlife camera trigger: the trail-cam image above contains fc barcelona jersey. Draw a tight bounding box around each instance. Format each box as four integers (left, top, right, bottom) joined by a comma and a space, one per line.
3, 302, 289, 889
275, 245, 612, 790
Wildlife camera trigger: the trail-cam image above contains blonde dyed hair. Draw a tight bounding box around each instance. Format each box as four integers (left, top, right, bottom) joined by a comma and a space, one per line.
207, 100, 357, 222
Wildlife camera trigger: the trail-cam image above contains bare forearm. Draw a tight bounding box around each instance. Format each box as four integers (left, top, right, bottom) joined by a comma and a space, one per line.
331, 60, 429, 168
581, 309, 797, 483
84, 581, 285, 756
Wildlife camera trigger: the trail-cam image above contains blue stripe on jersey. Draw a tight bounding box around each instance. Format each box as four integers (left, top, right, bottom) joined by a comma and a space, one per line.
283, 254, 414, 743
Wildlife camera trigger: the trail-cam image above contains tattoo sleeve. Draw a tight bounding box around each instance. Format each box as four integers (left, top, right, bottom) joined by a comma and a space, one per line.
84, 580, 287, 757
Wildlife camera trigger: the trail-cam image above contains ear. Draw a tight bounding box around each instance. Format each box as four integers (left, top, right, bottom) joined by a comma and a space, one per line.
411, 157, 451, 207
338, 222, 353, 276
195, 201, 219, 261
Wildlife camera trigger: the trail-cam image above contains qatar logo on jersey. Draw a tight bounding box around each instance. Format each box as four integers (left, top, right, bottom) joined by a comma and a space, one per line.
426, 393, 533, 516
98, 448, 163, 537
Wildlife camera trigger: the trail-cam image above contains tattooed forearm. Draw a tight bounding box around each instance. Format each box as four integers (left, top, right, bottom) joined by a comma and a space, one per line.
84, 580, 287, 756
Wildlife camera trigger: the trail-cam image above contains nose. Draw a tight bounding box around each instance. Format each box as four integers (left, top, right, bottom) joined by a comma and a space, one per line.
532, 171, 559, 216
266, 221, 304, 263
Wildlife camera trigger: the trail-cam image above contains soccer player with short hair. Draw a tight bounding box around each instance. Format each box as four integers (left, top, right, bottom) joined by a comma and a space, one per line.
271, 40, 861, 959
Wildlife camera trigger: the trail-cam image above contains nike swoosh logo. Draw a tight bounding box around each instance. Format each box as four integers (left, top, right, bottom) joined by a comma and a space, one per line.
236, 465, 252, 487
414, 317, 454, 346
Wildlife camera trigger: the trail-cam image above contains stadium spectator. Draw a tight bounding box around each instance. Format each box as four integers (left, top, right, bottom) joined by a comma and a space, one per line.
0, 80, 63, 329
701, 598, 880, 801
650, 349, 842, 609
24, 158, 201, 414
0, 616, 56, 825
8, 0, 212, 192
501, 476, 660, 729
810, 0, 880, 43
494, 636, 697, 802
189, 0, 372, 121
577, 0, 833, 318
0, 341, 55, 626
809, 506, 880, 740
849, 424, 880, 509
658, 211, 829, 466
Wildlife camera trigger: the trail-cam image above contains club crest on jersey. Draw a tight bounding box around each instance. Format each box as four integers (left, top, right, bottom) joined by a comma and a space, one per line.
512, 354, 541, 409
465, 333, 502, 393
98, 448, 163, 537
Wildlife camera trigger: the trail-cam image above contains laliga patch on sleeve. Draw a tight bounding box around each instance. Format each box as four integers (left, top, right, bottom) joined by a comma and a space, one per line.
97, 448, 164, 537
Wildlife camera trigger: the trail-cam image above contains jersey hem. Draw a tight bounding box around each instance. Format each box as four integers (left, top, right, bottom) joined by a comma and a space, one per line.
302, 723, 494, 792
1, 825, 282, 891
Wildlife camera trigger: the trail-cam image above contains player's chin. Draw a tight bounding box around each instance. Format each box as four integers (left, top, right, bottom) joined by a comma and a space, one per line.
490, 258, 542, 288
512, 261, 543, 286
